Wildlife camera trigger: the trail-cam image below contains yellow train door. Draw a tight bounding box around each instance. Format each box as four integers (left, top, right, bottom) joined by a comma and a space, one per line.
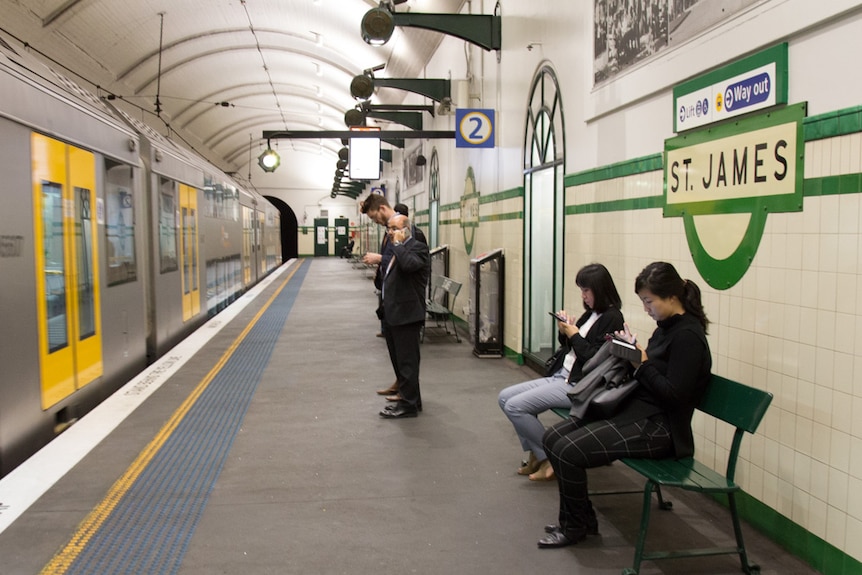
179, 183, 200, 321
31, 133, 103, 409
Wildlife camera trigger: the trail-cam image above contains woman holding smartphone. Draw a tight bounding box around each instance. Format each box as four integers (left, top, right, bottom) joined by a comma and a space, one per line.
537, 261, 711, 548
498, 263, 624, 481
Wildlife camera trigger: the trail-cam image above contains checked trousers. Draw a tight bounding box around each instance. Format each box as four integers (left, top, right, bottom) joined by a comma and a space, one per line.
541, 414, 673, 536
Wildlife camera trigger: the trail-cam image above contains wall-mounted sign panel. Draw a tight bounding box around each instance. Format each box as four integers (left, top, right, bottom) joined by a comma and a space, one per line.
673, 43, 787, 133
455, 109, 495, 148
349, 127, 381, 180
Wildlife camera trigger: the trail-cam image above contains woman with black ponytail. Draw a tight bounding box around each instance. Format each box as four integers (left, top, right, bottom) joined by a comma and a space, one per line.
537, 262, 712, 549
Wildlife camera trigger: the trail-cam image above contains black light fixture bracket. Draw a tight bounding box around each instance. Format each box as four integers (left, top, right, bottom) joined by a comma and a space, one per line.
264, 130, 454, 140
393, 12, 501, 51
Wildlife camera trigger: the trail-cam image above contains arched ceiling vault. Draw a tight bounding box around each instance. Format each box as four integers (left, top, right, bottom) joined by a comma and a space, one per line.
0, 0, 467, 191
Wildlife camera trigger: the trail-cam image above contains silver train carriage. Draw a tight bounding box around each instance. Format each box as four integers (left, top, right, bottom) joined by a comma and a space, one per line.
0, 37, 281, 477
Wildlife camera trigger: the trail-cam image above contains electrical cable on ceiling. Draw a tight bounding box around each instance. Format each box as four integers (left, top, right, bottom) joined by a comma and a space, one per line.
240, 0, 293, 151
155, 12, 165, 117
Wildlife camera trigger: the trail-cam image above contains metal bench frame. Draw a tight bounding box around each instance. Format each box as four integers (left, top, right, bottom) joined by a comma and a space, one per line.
554, 374, 773, 575
422, 274, 461, 342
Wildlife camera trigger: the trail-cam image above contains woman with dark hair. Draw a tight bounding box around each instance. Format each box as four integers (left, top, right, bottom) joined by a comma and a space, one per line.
498, 264, 624, 482
537, 261, 711, 548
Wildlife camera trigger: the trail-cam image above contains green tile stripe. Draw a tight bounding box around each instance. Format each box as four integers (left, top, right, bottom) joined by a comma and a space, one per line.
803, 104, 862, 141
565, 195, 664, 215
479, 187, 523, 203
480, 211, 522, 222
712, 490, 862, 575
804, 174, 862, 197
564, 153, 663, 187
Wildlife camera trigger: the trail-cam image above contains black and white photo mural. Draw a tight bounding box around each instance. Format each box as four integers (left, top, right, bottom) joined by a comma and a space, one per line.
594, 0, 763, 84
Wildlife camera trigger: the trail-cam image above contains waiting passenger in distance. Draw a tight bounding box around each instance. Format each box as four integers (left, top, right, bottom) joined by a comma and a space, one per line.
340, 238, 354, 258
498, 263, 624, 481
537, 261, 711, 548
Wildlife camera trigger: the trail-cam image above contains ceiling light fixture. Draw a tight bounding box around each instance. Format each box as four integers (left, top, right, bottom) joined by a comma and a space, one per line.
360, 1, 501, 51
258, 146, 281, 172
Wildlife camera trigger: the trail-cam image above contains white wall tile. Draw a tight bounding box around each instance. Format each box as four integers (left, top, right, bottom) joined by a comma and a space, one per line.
808, 495, 828, 539
826, 503, 847, 549
813, 420, 832, 462
846, 515, 862, 564
850, 435, 862, 481
796, 415, 814, 457
831, 429, 852, 473
839, 194, 859, 235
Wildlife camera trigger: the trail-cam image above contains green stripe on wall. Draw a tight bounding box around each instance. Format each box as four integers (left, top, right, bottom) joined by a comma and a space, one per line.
565, 195, 664, 215
480, 211, 522, 222
480, 187, 524, 203
713, 490, 862, 575
565, 153, 663, 186
803, 104, 862, 141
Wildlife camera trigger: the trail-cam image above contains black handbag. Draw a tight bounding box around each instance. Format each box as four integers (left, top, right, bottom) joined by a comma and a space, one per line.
543, 346, 568, 376
566, 340, 638, 419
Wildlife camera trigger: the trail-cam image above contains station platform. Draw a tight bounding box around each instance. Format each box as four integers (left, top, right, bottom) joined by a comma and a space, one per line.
0, 258, 818, 575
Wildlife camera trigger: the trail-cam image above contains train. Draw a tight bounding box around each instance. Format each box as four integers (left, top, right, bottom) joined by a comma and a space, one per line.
0, 37, 282, 478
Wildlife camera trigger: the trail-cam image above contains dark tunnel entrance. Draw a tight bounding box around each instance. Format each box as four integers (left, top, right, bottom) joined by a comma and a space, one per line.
264, 195, 298, 262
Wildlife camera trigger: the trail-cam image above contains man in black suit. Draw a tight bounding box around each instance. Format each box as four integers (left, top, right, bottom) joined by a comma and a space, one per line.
379, 214, 430, 418
361, 196, 427, 400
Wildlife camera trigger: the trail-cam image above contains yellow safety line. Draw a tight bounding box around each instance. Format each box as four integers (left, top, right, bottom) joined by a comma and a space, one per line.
40, 261, 303, 574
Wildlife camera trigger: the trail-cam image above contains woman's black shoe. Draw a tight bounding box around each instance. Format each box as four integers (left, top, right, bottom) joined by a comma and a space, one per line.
545, 519, 598, 536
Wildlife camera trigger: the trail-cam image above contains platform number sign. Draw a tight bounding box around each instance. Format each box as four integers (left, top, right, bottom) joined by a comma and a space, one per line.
455, 109, 495, 148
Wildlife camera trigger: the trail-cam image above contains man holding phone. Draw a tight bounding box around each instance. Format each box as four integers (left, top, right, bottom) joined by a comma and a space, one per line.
379, 214, 430, 418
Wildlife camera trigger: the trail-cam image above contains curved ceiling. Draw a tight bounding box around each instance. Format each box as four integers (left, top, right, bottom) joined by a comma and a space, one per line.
0, 0, 467, 191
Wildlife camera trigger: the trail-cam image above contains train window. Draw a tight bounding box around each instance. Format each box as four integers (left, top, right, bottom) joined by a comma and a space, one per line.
159, 177, 179, 273
75, 186, 96, 339
105, 160, 137, 285
41, 181, 69, 353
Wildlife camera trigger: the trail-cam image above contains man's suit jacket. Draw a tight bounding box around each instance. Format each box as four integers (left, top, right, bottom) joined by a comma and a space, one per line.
382, 237, 430, 326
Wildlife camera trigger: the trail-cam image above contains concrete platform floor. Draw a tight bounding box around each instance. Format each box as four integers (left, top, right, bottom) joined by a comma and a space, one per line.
0, 258, 819, 574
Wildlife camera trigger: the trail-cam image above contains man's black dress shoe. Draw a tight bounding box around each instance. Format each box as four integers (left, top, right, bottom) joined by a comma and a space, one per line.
537, 529, 585, 548
537, 530, 574, 548
379, 406, 418, 419
384, 402, 422, 412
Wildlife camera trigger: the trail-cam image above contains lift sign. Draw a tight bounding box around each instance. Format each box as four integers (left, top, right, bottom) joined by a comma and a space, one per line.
673, 44, 787, 133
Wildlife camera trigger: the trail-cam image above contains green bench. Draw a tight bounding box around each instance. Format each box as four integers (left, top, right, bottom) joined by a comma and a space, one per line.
552, 374, 772, 575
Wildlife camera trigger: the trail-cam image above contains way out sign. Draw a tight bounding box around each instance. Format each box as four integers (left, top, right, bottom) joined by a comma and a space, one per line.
456, 109, 495, 148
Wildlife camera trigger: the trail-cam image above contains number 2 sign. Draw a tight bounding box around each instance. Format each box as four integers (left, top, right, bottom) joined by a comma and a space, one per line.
455, 109, 495, 148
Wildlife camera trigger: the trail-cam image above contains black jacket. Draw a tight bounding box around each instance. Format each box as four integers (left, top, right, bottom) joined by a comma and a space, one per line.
381, 237, 430, 326
546, 307, 624, 380
613, 313, 711, 458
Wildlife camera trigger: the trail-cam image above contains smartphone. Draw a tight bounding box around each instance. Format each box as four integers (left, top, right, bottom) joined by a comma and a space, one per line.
549, 311, 567, 322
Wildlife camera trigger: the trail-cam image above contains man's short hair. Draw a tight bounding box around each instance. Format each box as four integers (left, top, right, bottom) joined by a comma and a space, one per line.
360, 194, 389, 214
394, 203, 409, 216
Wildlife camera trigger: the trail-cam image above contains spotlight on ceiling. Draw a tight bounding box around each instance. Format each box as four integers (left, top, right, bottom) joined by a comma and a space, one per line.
344, 107, 366, 127
360, 6, 396, 45
351, 74, 375, 100
257, 148, 281, 172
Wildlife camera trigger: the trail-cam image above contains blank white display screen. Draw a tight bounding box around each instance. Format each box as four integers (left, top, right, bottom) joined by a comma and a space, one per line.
349, 132, 380, 180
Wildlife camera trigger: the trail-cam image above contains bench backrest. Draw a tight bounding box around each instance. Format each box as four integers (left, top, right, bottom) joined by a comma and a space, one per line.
698, 375, 772, 434
429, 275, 461, 308
698, 374, 772, 480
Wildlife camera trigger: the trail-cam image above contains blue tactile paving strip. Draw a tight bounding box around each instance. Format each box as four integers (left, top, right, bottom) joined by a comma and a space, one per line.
62, 261, 308, 575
